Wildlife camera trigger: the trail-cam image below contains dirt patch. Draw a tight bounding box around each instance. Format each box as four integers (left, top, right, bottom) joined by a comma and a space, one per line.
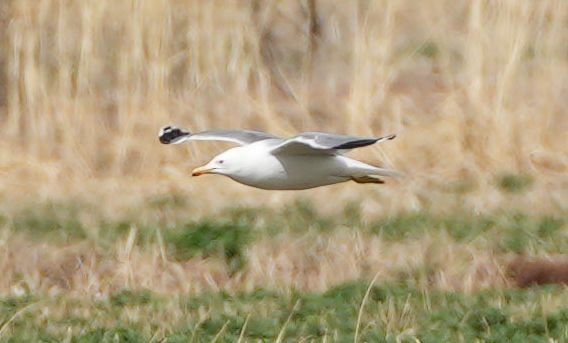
508, 256, 568, 288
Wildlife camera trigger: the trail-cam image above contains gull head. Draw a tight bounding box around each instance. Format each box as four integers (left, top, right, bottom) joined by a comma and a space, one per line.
191, 148, 245, 177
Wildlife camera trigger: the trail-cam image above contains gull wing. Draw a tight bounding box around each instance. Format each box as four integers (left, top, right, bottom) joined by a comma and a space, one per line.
269, 132, 396, 155
158, 126, 278, 146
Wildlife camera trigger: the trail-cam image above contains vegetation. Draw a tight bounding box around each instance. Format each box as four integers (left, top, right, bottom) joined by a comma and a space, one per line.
2, 280, 568, 341
0, 0, 566, 341
0, 202, 565, 341
0, 0, 566, 215
8, 201, 566, 256
497, 174, 534, 194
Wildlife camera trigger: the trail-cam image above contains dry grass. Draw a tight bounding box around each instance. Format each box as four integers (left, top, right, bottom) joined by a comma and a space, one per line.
0, 2, 567, 339
0, 0, 566, 215
0, 229, 506, 297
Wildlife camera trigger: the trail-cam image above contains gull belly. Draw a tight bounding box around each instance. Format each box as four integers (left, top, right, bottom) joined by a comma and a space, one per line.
228, 152, 350, 190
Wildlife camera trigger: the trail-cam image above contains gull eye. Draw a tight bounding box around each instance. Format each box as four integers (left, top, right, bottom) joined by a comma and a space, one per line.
218, 160, 224, 164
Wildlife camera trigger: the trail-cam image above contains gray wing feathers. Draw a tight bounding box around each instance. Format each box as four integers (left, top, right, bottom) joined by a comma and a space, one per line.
159, 126, 396, 153
189, 130, 278, 145
159, 126, 277, 145
270, 132, 396, 155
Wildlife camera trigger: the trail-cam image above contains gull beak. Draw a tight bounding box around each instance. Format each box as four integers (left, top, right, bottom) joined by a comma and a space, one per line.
191, 165, 215, 177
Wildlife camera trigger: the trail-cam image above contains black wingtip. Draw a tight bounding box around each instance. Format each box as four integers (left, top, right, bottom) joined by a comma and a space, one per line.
333, 134, 396, 149
158, 125, 190, 144
334, 138, 379, 150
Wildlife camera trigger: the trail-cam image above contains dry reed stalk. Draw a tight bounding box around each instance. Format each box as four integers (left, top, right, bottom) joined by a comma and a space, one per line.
0, 0, 565, 214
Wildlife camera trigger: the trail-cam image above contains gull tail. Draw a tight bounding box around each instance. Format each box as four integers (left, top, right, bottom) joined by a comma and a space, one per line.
158, 125, 191, 144
344, 157, 402, 179
369, 167, 402, 178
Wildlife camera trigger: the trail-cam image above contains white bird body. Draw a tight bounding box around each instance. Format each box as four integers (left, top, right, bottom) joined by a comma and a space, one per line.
158, 126, 400, 190
216, 141, 396, 190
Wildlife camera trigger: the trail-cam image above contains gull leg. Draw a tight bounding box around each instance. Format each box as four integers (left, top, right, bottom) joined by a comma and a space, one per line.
351, 176, 385, 184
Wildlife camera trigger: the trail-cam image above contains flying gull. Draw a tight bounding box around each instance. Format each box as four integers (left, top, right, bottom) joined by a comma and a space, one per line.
158, 126, 400, 190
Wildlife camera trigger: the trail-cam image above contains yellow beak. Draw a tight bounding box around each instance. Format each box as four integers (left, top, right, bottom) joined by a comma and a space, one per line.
191, 165, 215, 177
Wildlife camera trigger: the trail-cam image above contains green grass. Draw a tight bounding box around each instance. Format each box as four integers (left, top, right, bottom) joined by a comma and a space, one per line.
7, 201, 567, 255
11, 210, 86, 242
497, 173, 534, 194
165, 220, 253, 272
2, 283, 568, 342
2, 201, 567, 341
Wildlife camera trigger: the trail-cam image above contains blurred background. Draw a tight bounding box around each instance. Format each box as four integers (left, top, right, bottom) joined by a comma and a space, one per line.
1, 0, 566, 215
0, 0, 567, 341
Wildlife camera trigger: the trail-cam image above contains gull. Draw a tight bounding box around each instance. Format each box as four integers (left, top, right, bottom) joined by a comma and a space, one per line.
158, 126, 400, 190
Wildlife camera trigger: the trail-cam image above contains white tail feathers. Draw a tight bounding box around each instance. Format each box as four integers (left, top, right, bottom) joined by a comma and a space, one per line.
372, 167, 403, 178
343, 157, 402, 178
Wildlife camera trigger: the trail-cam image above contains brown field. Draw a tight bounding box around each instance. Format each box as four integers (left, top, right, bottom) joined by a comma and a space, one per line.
0, 0, 566, 216
0, 1, 567, 340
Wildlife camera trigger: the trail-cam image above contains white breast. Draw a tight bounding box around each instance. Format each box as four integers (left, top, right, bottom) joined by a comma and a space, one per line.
228, 145, 350, 190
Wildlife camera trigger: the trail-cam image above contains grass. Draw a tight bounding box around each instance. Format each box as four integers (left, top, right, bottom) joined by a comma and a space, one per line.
2, 282, 568, 341
497, 174, 534, 194
0, 201, 566, 340
0, 0, 566, 216
1, 1, 567, 340
165, 220, 253, 272
8, 201, 567, 255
